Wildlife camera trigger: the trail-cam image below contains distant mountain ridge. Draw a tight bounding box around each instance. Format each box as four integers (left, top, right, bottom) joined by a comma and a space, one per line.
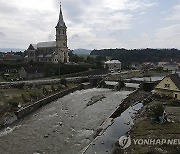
73, 49, 92, 55
0, 48, 25, 52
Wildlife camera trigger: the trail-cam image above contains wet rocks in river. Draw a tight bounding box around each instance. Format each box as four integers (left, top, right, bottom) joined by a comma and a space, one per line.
87, 95, 106, 106
44, 134, 49, 138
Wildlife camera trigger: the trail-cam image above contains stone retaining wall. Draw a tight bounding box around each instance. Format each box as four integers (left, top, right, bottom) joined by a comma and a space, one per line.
15, 83, 91, 119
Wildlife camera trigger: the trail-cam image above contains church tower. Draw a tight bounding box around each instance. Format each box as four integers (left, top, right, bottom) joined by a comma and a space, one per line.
55, 4, 69, 63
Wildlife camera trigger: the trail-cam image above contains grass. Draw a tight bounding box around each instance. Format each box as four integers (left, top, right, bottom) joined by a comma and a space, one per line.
0, 83, 77, 110
127, 119, 180, 154
0, 76, 5, 82
122, 99, 180, 154
166, 99, 180, 107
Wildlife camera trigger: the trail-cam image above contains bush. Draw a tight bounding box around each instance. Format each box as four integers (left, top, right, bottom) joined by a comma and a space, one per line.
60, 78, 67, 87
151, 104, 164, 121
42, 87, 48, 96
29, 93, 38, 100
8, 100, 19, 107
21, 94, 28, 103
168, 100, 180, 106
13, 83, 25, 89
51, 85, 56, 92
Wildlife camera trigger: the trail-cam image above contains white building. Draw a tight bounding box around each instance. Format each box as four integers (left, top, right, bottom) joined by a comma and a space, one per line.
163, 62, 179, 71
104, 60, 121, 72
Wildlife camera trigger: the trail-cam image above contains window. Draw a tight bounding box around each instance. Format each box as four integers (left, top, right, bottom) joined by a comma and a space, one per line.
175, 94, 178, 98
164, 84, 170, 88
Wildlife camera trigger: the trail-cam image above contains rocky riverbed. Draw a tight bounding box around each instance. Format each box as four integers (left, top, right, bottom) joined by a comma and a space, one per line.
0, 88, 131, 154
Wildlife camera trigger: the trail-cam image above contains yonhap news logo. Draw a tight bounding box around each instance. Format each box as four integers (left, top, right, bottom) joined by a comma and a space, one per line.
119, 135, 131, 149
119, 135, 180, 149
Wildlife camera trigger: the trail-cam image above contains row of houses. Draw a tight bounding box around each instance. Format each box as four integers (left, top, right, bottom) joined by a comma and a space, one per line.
103, 60, 180, 72
0, 53, 23, 62
132, 61, 179, 71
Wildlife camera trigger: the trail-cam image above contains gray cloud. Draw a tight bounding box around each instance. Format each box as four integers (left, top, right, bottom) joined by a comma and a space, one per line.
0, 32, 6, 38
0, 0, 179, 50
0, 2, 20, 15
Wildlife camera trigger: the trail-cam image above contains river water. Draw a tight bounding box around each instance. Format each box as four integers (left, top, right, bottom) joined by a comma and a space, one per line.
83, 102, 143, 154
0, 88, 131, 154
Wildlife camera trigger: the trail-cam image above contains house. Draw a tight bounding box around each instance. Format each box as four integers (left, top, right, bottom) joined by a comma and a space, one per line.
24, 4, 69, 63
162, 62, 179, 71
155, 73, 180, 99
158, 62, 168, 67
19, 67, 44, 79
3, 53, 23, 61
104, 60, 121, 72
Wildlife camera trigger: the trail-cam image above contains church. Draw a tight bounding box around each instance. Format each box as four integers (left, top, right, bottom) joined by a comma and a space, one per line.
24, 5, 69, 63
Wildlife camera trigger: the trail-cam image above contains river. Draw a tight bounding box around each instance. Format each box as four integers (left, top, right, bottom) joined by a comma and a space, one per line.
0, 88, 132, 154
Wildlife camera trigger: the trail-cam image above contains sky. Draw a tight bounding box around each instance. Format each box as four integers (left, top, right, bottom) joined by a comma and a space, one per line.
0, 0, 180, 50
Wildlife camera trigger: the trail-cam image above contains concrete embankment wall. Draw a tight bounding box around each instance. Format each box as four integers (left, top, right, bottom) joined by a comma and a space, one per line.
15, 83, 91, 119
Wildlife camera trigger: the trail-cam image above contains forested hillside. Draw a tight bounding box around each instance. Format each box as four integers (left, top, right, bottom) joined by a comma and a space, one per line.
91, 48, 180, 64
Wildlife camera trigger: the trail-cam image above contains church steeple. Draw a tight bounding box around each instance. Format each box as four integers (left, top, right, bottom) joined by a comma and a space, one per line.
57, 3, 66, 27
55, 2, 69, 63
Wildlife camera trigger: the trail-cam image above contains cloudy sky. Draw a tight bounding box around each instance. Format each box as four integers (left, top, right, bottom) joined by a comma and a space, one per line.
0, 0, 180, 50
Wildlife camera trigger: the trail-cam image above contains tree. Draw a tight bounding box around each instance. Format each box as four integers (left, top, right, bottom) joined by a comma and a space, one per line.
86, 56, 94, 64
151, 104, 164, 121
60, 78, 67, 87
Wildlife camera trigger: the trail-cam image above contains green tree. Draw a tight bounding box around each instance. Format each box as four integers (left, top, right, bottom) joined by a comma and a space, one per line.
60, 78, 67, 87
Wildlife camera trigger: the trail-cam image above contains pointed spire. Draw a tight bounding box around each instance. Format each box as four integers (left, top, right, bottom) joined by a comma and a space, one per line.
57, 2, 66, 27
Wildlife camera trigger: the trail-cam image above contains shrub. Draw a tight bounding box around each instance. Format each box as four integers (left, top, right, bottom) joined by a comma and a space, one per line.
8, 100, 19, 107
29, 93, 38, 100
51, 85, 56, 92
151, 104, 164, 121
42, 87, 48, 96
60, 78, 67, 87
168, 100, 180, 106
13, 83, 25, 89
21, 94, 28, 103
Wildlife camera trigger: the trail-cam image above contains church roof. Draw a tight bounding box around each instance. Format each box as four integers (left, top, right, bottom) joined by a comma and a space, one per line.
37, 41, 56, 48
31, 41, 56, 49
57, 4, 66, 27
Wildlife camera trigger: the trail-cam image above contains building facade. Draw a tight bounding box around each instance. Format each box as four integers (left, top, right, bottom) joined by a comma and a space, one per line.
155, 74, 180, 100
162, 62, 179, 71
25, 5, 69, 63
104, 60, 121, 72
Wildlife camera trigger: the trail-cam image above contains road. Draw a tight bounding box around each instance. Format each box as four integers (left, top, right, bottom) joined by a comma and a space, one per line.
0, 88, 131, 154
0, 75, 107, 86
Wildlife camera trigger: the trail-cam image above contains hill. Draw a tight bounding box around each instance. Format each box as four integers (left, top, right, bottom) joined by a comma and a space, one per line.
90, 48, 180, 64
73, 49, 92, 55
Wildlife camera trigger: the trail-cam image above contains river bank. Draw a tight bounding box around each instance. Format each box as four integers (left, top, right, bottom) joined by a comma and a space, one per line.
0, 83, 91, 129
82, 90, 153, 154
113, 97, 180, 154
